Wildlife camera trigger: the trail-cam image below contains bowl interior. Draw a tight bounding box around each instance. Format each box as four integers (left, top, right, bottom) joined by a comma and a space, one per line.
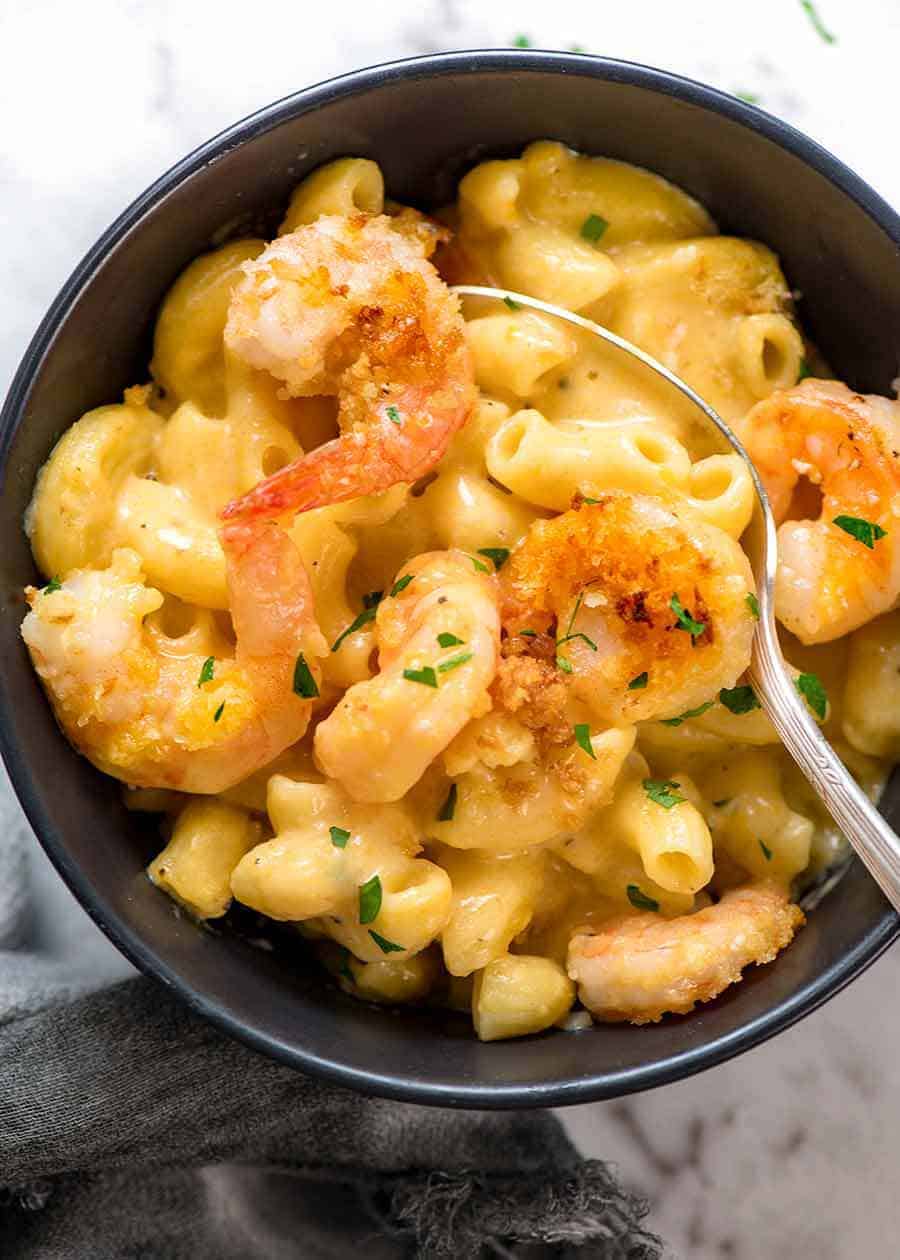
2, 53, 898, 1105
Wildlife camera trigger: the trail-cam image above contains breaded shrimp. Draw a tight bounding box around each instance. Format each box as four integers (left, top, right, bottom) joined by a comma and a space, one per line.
501, 491, 756, 724
221, 214, 476, 521
736, 380, 900, 643
21, 521, 326, 793
568, 881, 804, 1023
314, 550, 501, 802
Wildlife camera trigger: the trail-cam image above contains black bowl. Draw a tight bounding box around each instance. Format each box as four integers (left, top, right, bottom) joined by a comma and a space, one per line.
2, 51, 898, 1107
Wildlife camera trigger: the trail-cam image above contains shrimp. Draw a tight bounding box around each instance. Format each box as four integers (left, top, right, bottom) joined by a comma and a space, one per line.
220, 214, 476, 522
736, 380, 900, 643
501, 491, 756, 724
21, 520, 327, 793
314, 550, 501, 802
568, 881, 804, 1023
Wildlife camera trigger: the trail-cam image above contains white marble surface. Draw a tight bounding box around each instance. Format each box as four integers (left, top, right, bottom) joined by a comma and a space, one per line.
1, 2, 898, 1255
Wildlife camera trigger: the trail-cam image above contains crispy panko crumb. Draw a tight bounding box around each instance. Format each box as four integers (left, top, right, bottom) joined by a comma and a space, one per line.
491, 654, 571, 747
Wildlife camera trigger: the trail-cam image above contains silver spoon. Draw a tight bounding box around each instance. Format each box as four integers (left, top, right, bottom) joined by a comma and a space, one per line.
452, 284, 900, 911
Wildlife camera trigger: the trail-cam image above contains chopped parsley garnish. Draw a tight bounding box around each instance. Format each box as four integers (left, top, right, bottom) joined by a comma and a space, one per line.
469, 553, 491, 573
833, 515, 887, 550
643, 778, 685, 809
627, 884, 660, 913
796, 671, 828, 720
746, 592, 760, 620
358, 875, 382, 925
735, 89, 759, 103
661, 700, 715, 727
670, 592, 706, 640
292, 653, 319, 698
338, 948, 354, 983
437, 652, 473, 674
512, 33, 531, 47
573, 723, 596, 759
213, 701, 225, 723
43, 576, 62, 594
797, 357, 812, 382
330, 825, 350, 849
759, 839, 773, 861
438, 783, 458, 822
580, 213, 609, 243
628, 672, 649, 690
503, 295, 522, 311
556, 654, 574, 674
197, 656, 215, 687
369, 929, 405, 954
437, 632, 465, 648
389, 574, 414, 598
518, 629, 538, 638
580, 495, 601, 505
719, 685, 761, 715
331, 595, 383, 652
799, 0, 836, 44
477, 547, 510, 571
386, 405, 402, 425
556, 592, 597, 667
403, 665, 438, 688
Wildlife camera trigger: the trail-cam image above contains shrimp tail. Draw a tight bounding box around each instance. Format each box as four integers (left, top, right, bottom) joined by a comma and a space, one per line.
223, 519, 324, 661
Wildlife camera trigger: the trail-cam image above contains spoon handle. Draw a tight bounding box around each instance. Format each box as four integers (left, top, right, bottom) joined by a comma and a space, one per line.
751, 625, 900, 912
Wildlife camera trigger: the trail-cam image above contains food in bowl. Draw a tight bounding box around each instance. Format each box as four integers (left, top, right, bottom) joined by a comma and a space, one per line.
20, 141, 900, 1040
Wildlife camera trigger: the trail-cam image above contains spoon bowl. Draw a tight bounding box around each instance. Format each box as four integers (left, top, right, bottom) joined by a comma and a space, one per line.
452, 283, 900, 910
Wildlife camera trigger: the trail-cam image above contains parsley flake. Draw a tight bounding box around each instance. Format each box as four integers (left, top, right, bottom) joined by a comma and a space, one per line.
437, 651, 473, 674
469, 554, 491, 573
478, 547, 510, 571
735, 89, 760, 104
580, 213, 609, 243
438, 783, 458, 822
661, 700, 715, 727
389, 574, 414, 598
293, 653, 319, 698
213, 701, 225, 723
670, 592, 706, 640
386, 405, 402, 425
627, 884, 660, 912
628, 672, 649, 691
746, 592, 760, 620
573, 723, 596, 759
556, 654, 574, 674
833, 515, 887, 550
643, 778, 685, 809
330, 825, 350, 849
338, 948, 354, 983
358, 875, 382, 924
518, 629, 538, 638
197, 657, 215, 688
799, 0, 836, 44
719, 685, 761, 715
796, 672, 828, 720
369, 929, 405, 954
759, 839, 773, 861
797, 357, 812, 382
332, 597, 381, 652
512, 33, 531, 47
503, 295, 522, 311
437, 632, 464, 648
43, 576, 62, 594
403, 666, 438, 688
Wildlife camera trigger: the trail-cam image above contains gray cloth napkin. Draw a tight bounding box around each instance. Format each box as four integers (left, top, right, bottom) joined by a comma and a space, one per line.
0, 817, 661, 1258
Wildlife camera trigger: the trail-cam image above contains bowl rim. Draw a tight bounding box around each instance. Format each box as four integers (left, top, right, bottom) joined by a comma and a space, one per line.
2, 49, 898, 1108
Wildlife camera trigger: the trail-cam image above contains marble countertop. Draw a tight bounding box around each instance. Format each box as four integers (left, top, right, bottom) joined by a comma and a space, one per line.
2, 2, 897, 1255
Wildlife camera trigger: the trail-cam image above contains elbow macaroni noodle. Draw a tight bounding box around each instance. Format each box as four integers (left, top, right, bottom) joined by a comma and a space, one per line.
21, 144, 898, 1041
